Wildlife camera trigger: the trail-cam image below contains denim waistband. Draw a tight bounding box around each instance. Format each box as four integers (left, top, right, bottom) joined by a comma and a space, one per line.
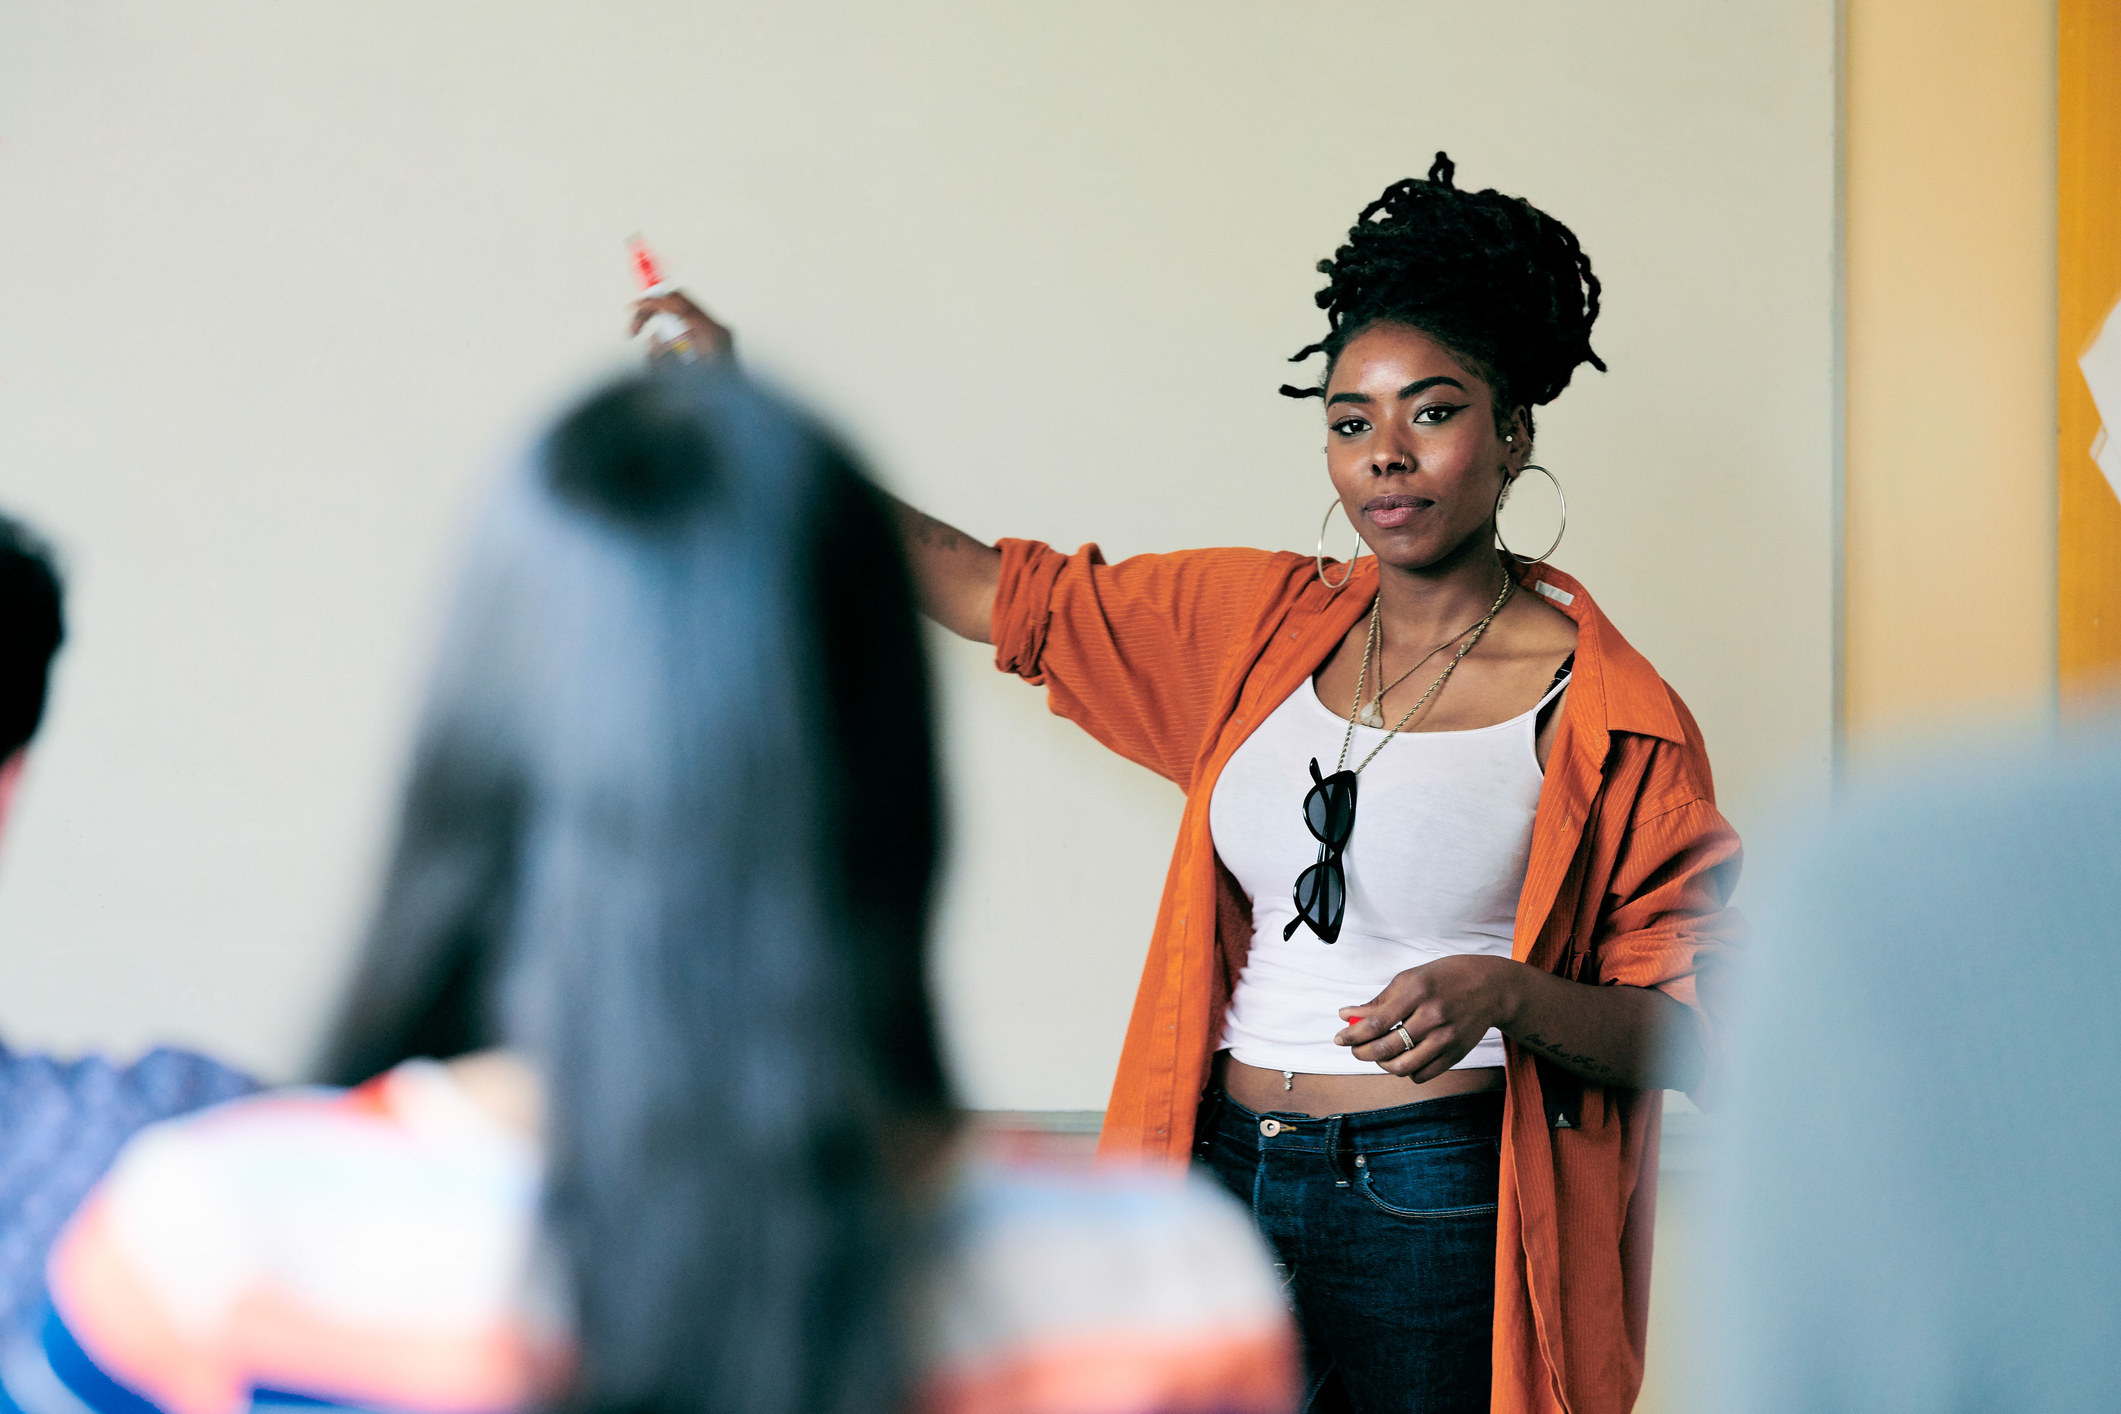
1198, 1085, 1504, 1161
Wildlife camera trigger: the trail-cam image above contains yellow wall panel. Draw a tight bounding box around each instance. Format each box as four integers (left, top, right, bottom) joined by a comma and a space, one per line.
2061, 0, 2121, 698
1845, 0, 2057, 742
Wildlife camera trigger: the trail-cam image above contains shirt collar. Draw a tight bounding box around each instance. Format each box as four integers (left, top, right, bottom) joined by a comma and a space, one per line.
1514, 562, 1686, 745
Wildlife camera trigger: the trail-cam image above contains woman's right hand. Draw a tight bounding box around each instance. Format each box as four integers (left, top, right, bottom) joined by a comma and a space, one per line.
631, 290, 996, 640
629, 289, 736, 362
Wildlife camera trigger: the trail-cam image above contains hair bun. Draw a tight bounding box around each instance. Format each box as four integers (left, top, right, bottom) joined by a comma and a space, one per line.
1281, 155, 1604, 430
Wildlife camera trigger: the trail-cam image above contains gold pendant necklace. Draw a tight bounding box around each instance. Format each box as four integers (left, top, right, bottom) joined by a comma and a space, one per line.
1355, 580, 1513, 727
1339, 572, 1516, 775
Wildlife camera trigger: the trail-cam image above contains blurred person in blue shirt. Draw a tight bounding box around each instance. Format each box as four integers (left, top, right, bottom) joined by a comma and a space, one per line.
0, 513, 253, 1336
1710, 726, 2121, 1411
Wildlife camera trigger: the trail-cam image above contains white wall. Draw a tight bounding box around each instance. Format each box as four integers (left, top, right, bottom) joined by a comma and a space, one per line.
0, 1, 1837, 1105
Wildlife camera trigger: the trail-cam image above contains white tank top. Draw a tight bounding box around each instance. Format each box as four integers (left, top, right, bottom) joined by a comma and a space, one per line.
1209, 671, 1567, 1075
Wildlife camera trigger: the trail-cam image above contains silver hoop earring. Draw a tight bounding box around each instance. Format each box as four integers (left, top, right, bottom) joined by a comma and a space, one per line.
1316, 498, 1365, 590
1494, 464, 1566, 565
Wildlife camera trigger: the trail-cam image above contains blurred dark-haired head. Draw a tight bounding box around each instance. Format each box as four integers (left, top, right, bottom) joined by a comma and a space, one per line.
0, 514, 65, 762
317, 364, 948, 1414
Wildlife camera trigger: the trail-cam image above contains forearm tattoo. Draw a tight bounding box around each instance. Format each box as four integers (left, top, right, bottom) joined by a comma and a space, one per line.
1518, 1031, 1623, 1081
905, 509, 973, 555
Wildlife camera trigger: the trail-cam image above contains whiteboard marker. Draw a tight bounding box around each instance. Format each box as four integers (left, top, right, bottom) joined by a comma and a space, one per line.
628, 235, 698, 363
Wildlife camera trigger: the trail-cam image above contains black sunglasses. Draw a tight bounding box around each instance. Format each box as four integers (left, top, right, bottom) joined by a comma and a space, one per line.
1285, 757, 1359, 943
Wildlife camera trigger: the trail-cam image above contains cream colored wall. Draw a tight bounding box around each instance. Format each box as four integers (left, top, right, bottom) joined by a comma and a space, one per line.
0, 2, 1837, 1104
1843, 0, 2058, 746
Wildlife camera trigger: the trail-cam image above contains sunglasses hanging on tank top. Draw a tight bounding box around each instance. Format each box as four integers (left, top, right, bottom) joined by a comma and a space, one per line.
1287, 575, 1516, 944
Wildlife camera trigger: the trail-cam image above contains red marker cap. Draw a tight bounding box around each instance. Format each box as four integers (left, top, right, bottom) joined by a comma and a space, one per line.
628, 235, 667, 292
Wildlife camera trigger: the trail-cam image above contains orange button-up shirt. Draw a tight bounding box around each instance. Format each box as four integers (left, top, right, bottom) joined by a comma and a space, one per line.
989, 540, 1742, 1414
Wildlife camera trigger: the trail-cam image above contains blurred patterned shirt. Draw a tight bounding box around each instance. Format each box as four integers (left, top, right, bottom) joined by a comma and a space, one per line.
0, 1060, 1297, 1414
0, 1041, 254, 1338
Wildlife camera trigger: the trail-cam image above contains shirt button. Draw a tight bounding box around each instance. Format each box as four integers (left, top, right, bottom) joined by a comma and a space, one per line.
1259, 1119, 1282, 1137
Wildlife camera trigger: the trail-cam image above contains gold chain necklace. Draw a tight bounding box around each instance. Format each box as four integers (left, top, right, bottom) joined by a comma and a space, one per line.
1355, 603, 1507, 728
1334, 573, 1516, 779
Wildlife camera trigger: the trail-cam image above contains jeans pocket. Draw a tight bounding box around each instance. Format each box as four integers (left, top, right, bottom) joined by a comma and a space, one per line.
1354, 1137, 1500, 1219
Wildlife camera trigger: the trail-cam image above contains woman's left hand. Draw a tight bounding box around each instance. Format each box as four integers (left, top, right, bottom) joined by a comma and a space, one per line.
1335, 956, 1524, 1084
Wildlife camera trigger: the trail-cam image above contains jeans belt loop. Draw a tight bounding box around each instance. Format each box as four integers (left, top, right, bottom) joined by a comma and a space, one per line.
1192, 1085, 1225, 1164
1324, 1113, 1354, 1188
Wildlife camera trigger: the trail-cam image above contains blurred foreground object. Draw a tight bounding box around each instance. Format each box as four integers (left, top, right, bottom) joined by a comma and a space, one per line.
0, 512, 255, 1339
9, 370, 1295, 1414
0, 1045, 252, 1336
1711, 725, 2121, 1412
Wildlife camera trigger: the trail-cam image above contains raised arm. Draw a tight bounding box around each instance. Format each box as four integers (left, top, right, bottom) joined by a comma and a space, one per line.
631, 290, 999, 643
884, 496, 999, 644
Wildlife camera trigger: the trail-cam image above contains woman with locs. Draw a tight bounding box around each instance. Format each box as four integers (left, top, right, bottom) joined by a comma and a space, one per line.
638, 153, 1741, 1414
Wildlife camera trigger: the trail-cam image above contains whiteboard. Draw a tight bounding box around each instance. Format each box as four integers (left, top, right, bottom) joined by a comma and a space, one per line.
0, 1, 1836, 1103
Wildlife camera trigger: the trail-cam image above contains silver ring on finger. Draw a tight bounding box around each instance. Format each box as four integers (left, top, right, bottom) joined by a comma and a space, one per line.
1391, 1022, 1417, 1056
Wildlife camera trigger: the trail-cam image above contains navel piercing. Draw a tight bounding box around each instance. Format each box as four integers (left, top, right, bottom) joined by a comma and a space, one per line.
1283, 1070, 1296, 1091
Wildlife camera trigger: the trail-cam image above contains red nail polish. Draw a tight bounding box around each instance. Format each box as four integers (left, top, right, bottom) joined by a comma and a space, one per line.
1347, 1015, 1363, 1023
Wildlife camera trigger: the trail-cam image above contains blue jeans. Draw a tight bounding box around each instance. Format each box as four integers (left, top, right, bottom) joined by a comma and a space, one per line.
1194, 1085, 1502, 1414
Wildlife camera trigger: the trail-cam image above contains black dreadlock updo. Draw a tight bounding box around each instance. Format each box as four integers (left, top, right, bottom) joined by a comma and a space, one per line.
1282, 152, 1605, 437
